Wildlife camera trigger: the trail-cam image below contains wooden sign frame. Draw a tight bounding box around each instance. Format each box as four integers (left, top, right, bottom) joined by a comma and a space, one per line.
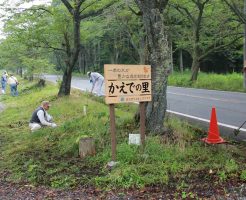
104, 64, 151, 161
104, 64, 152, 104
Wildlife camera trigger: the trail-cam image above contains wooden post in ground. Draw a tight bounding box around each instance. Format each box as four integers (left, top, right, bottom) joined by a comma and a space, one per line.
109, 104, 116, 161
79, 137, 96, 158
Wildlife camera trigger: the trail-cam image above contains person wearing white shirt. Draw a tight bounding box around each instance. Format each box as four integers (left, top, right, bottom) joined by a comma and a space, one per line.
87, 71, 104, 96
7, 74, 18, 96
29, 101, 57, 132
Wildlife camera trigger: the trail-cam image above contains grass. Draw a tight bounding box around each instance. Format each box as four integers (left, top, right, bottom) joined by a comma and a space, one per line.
168, 71, 245, 92
0, 78, 246, 195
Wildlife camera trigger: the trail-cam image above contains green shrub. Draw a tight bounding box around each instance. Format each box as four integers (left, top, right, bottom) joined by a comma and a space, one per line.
225, 159, 238, 173
218, 170, 227, 182
240, 170, 246, 181
51, 175, 76, 188
168, 71, 244, 92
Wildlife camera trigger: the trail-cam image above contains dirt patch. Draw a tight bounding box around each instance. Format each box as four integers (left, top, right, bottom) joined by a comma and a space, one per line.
0, 171, 246, 199
0, 180, 246, 199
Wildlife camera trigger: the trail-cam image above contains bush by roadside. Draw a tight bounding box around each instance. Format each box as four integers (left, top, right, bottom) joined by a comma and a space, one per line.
168, 72, 245, 92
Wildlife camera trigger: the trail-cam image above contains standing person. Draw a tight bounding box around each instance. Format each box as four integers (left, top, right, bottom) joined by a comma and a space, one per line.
29, 101, 57, 132
1, 71, 8, 94
87, 71, 104, 96
7, 74, 18, 96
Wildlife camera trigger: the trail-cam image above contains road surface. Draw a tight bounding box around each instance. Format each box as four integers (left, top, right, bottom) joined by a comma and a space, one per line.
44, 75, 246, 141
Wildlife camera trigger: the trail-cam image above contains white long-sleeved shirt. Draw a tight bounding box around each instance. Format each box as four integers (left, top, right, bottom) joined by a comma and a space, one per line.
90, 72, 104, 83
7, 76, 18, 85
37, 109, 53, 126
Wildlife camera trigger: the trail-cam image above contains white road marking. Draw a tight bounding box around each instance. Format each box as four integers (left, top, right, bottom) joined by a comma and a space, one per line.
168, 86, 246, 95
167, 110, 246, 132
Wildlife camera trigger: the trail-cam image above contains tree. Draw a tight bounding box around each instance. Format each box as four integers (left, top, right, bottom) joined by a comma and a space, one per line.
116, 3, 147, 64
78, 2, 146, 73
171, 0, 242, 81
58, 0, 116, 96
222, 0, 246, 88
0, 6, 55, 77
134, 0, 171, 134
79, 10, 132, 71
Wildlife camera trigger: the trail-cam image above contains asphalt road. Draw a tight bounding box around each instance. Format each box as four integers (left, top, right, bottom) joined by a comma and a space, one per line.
44, 75, 246, 141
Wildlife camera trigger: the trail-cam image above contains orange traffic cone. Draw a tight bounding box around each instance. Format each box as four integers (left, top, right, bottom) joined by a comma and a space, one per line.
202, 107, 226, 144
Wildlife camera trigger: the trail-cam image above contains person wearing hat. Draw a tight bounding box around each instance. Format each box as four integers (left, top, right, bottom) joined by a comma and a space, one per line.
7, 73, 18, 96
1, 71, 8, 94
29, 101, 57, 132
87, 71, 104, 96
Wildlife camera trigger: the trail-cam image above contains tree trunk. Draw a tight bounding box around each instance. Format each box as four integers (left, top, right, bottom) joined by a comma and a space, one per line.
37, 79, 46, 87
135, 0, 170, 134
243, 0, 246, 90
84, 51, 86, 74
179, 49, 184, 73
139, 36, 147, 64
78, 48, 83, 73
18, 67, 23, 77
58, 68, 72, 96
190, 34, 201, 81
190, 58, 200, 81
244, 70, 246, 90
59, 1, 81, 96
170, 40, 173, 74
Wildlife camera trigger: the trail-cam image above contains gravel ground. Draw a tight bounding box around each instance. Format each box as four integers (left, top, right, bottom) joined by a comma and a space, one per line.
0, 180, 89, 200
1, 178, 246, 200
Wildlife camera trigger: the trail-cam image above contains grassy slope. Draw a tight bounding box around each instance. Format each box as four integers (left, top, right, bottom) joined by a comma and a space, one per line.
0, 79, 246, 197
168, 72, 244, 92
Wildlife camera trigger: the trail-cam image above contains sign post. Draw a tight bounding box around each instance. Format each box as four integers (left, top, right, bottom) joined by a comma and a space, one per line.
109, 104, 116, 161
104, 64, 152, 161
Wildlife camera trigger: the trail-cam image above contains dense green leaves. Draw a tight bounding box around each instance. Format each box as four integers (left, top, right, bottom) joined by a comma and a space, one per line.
169, 0, 243, 80
0, 0, 243, 79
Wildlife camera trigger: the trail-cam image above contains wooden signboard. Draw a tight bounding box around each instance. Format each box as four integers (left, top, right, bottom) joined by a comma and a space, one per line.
104, 64, 152, 104
104, 64, 152, 161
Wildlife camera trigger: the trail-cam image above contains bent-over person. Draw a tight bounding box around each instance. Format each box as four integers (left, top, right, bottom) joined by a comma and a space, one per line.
87, 71, 104, 96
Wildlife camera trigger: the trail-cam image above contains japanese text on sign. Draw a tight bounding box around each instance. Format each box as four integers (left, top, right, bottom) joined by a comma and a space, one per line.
104, 64, 152, 104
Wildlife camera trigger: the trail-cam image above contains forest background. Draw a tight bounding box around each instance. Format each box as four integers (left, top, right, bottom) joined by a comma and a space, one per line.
0, 0, 243, 79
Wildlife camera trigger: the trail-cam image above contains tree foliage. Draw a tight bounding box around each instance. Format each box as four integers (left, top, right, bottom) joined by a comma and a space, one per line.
0, 4, 56, 76
170, 0, 243, 81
